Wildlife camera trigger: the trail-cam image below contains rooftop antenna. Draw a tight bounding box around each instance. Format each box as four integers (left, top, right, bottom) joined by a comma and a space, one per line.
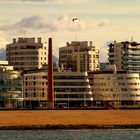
23, 30, 26, 38
131, 36, 134, 42
72, 17, 79, 41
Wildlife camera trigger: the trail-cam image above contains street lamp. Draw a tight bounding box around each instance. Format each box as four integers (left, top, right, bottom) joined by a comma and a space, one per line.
29, 93, 32, 108
54, 90, 56, 108
66, 89, 71, 108
84, 92, 86, 108
68, 92, 69, 108
9, 92, 10, 108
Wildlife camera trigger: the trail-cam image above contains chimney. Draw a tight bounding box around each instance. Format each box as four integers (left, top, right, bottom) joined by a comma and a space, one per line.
13, 38, 16, 43
47, 38, 54, 109
37, 37, 41, 43
89, 41, 92, 46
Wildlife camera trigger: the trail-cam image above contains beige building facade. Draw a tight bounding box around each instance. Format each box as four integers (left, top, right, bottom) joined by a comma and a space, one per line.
6, 37, 48, 71
23, 70, 92, 108
59, 41, 99, 72
88, 71, 140, 107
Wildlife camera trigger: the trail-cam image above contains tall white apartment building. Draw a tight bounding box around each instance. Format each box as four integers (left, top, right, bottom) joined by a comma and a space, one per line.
59, 41, 99, 72
6, 37, 47, 71
108, 41, 140, 73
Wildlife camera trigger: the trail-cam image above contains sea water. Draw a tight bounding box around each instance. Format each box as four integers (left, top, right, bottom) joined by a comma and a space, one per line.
0, 129, 139, 140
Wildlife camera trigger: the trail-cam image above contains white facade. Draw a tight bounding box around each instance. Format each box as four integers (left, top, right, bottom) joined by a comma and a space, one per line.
0, 60, 13, 71
23, 70, 92, 107
89, 71, 140, 106
0, 61, 8, 65
0, 68, 23, 108
108, 41, 140, 73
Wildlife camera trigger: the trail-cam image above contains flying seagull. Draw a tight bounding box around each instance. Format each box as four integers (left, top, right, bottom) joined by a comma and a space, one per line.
72, 17, 79, 22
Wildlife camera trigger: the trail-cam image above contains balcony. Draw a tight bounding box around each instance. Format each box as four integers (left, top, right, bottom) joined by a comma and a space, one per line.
108, 57, 114, 61
126, 51, 140, 55
123, 61, 140, 65
123, 65, 140, 69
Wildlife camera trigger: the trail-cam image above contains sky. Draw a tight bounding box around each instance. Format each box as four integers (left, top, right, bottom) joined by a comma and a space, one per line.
0, 0, 140, 62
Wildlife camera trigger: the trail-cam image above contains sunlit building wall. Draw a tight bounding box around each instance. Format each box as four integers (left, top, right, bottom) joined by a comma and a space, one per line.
59, 41, 99, 72
23, 70, 92, 108
6, 37, 47, 71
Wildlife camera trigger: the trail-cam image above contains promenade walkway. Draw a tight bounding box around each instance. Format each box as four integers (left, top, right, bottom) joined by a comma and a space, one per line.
0, 110, 140, 129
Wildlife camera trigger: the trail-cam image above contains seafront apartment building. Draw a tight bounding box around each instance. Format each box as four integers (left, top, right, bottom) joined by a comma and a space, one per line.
0, 61, 23, 108
23, 67, 140, 108
59, 41, 99, 72
6, 37, 48, 71
108, 41, 140, 73
23, 70, 92, 108
88, 70, 140, 107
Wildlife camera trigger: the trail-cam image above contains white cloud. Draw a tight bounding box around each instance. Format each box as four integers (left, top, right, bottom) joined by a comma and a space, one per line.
54, 15, 87, 31
0, 0, 93, 3
0, 15, 89, 34
1, 0, 64, 2
28, 0, 64, 3
0, 31, 8, 48
97, 19, 110, 27
0, 0, 65, 4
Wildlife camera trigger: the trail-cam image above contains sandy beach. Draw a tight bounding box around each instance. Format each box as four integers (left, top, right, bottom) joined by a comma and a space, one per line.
0, 110, 140, 129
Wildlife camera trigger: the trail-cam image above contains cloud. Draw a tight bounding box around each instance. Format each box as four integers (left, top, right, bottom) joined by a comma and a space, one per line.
0, 15, 89, 35
0, 31, 8, 48
0, 0, 66, 3
15, 16, 50, 29
97, 19, 110, 27
1, 0, 84, 1
0, 0, 93, 3
53, 15, 87, 31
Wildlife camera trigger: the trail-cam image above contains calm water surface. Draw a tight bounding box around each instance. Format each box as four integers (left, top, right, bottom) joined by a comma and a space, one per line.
0, 129, 140, 140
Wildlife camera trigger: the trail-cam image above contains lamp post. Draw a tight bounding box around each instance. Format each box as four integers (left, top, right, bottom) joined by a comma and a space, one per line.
66, 89, 71, 108
117, 93, 120, 109
30, 93, 32, 108
68, 92, 69, 108
54, 90, 56, 108
9, 92, 10, 108
38, 93, 40, 108
84, 92, 86, 108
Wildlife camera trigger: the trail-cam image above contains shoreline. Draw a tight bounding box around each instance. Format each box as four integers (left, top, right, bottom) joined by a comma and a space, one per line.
1, 124, 140, 130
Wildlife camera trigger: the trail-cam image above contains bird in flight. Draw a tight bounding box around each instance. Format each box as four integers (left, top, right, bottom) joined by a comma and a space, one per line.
72, 17, 79, 22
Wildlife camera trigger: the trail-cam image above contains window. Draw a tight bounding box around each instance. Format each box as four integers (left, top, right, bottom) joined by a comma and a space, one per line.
121, 89, 127, 91
42, 92, 44, 97
118, 83, 125, 86
33, 93, 36, 97
33, 81, 36, 85
25, 82, 28, 86
117, 77, 124, 80
25, 93, 28, 97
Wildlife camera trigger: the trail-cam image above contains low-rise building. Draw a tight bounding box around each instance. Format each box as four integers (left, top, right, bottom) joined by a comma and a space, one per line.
0, 60, 13, 71
88, 70, 140, 107
0, 61, 23, 108
23, 70, 92, 108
